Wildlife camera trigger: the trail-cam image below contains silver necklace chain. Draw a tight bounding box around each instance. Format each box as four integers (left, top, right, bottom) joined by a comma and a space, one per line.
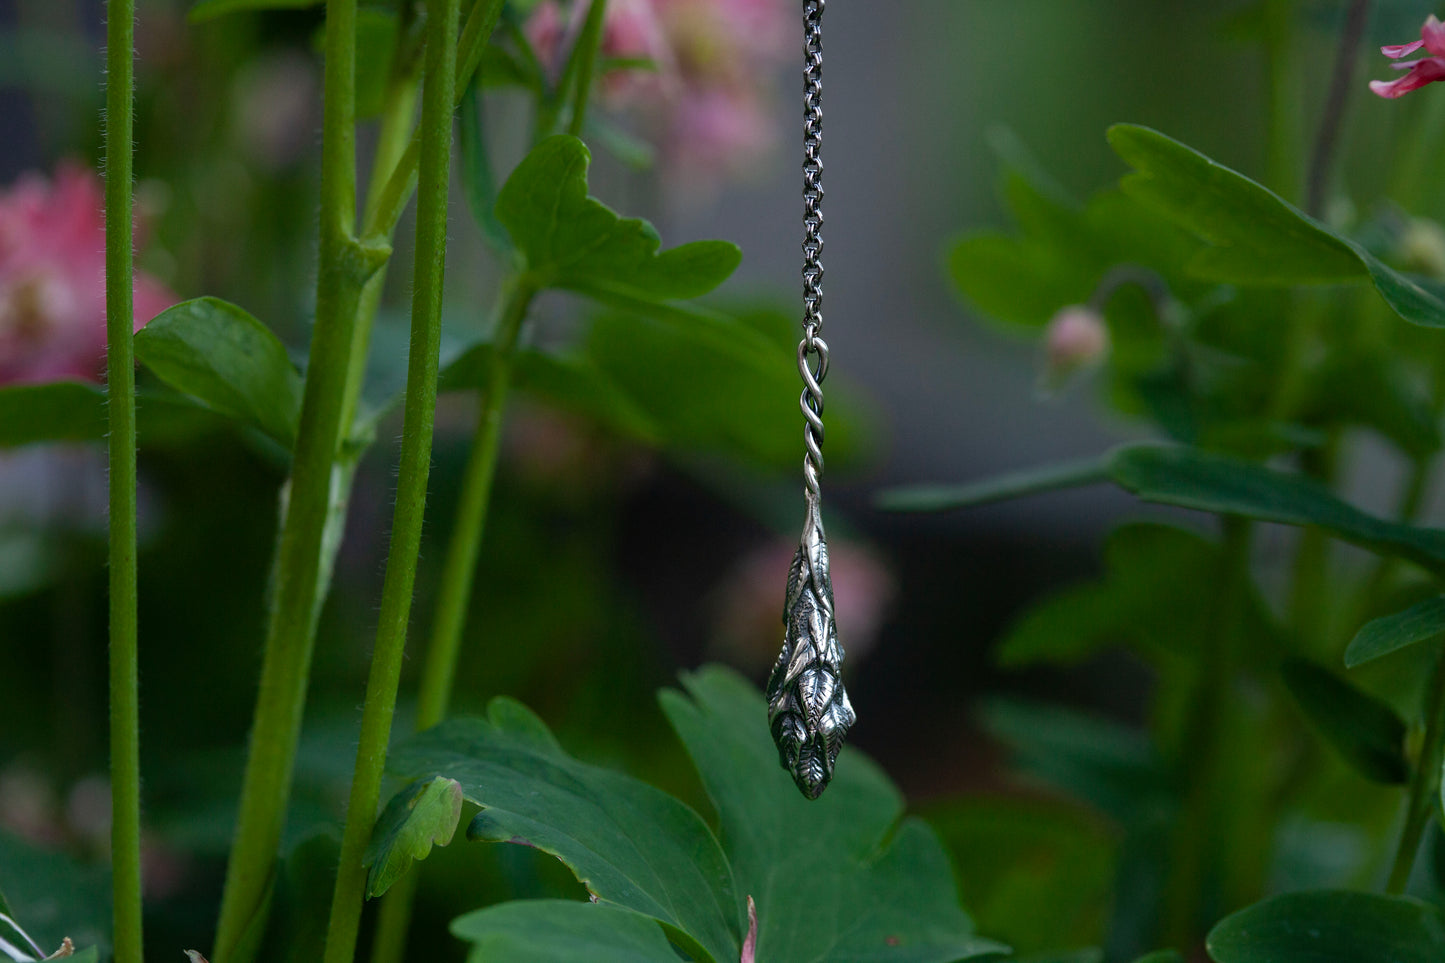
767, 0, 855, 801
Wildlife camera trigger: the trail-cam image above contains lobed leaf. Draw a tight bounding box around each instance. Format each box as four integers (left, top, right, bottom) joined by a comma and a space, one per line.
496, 135, 741, 303
1347, 596, 1445, 668
135, 297, 303, 446
661, 668, 1009, 963
387, 698, 740, 963
364, 776, 464, 898
392, 668, 1003, 963
1206, 890, 1445, 963
1108, 125, 1445, 327
451, 901, 685, 963
1280, 659, 1409, 785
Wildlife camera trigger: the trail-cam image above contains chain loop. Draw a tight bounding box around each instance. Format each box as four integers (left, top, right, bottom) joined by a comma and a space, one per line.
768, 0, 853, 802
800, 0, 826, 496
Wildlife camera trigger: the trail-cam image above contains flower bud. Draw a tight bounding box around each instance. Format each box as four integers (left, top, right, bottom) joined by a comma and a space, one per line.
1042, 305, 1110, 388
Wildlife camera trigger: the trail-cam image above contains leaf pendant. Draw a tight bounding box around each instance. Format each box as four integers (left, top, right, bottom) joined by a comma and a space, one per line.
767, 492, 855, 799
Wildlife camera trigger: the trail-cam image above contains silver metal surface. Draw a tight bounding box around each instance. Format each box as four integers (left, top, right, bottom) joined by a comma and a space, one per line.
768, 0, 854, 800
768, 490, 855, 799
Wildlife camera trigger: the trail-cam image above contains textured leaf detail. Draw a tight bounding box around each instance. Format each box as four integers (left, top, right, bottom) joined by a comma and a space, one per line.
767, 498, 855, 798
363, 776, 465, 898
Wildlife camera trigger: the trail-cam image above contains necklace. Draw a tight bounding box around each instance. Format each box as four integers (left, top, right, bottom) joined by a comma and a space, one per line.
766, 0, 855, 801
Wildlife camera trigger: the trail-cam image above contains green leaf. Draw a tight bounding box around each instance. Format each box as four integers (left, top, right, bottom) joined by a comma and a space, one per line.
437, 342, 660, 444
451, 901, 685, 963
1108, 124, 1445, 327
575, 302, 871, 470
1347, 596, 1445, 668
388, 699, 740, 963
188, 0, 321, 23
1130, 952, 1184, 963
1280, 659, 1409, 784
1108, 445, 1445, 574
1206, 890, 1445, 962
135, 297, 303, 446
982, 700, 1170, 824
391, 668, 1004, 963
1107, 124, 1361, 283
881, 443, 1445, 573
364, 777, 464, 898
0, 832, 110, 959
1303, 352, 1441, 458
496, 135, 741, 302
660, 668, 1009, 963
877, 456, 1113, 513
922, 796, 1115, 957
0, 382, 106, 447
257, 831, 339, 963
995, 523, 1277, 669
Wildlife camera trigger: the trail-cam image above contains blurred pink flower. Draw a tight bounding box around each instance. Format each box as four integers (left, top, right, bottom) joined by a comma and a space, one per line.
667, 85, 773, 180
711, 536, 895, 673
525, 0, 790, 187
1370, 15, 1445, 99
1042, 305, 1109, 388
0, 163, 176, 385
528, 0, 674, 98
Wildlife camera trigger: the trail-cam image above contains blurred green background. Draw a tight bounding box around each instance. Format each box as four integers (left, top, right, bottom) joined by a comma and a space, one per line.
2, 0, 1444, 959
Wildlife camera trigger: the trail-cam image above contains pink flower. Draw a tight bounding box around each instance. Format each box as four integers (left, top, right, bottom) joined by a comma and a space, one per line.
1370, 15, 1445, 99
710, 537, 895, 672
527, 0, 674, 100
666, 86, 773, 180
524, 0, 791, 190
1042, 305, 1110, 388
0, 163, 175, 385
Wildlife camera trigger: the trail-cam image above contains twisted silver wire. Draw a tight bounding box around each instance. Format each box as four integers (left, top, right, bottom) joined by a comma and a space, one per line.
800, 0, 826, 498
768, 0, 853, 802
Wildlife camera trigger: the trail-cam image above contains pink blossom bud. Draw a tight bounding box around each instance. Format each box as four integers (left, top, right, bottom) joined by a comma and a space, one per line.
1042, 305, 1110, 385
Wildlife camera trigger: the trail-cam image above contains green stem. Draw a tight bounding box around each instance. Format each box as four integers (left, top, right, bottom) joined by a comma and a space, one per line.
339, 65, 422, 440
567, 0, 609, 138
366, 275, 537, 963
1263, 0, 1301, 202
104, 0, 142, 959
415, 277, 537, 726
1386, 648, 1445, 894
366, 0, 506, 245
1305, 0, 1372, 217
1162, 517, 1253, 950
212, 0, 379, 958
320, 0, 461, 957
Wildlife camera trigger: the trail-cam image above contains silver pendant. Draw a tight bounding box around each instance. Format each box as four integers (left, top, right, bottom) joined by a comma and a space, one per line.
767, 489, 854, 799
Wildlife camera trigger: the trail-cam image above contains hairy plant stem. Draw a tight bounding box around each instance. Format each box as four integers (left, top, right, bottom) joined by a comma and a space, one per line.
212, 0, 377, 958
366, 0, 507, 245
320, 0, 461, 956
1162, 517, 1253, 951
104, 0, 142, 958
1307, 0, 1373, 217
367, 274, 539, 963
216, 3, 508, 957
1387, 648, 1445, 893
